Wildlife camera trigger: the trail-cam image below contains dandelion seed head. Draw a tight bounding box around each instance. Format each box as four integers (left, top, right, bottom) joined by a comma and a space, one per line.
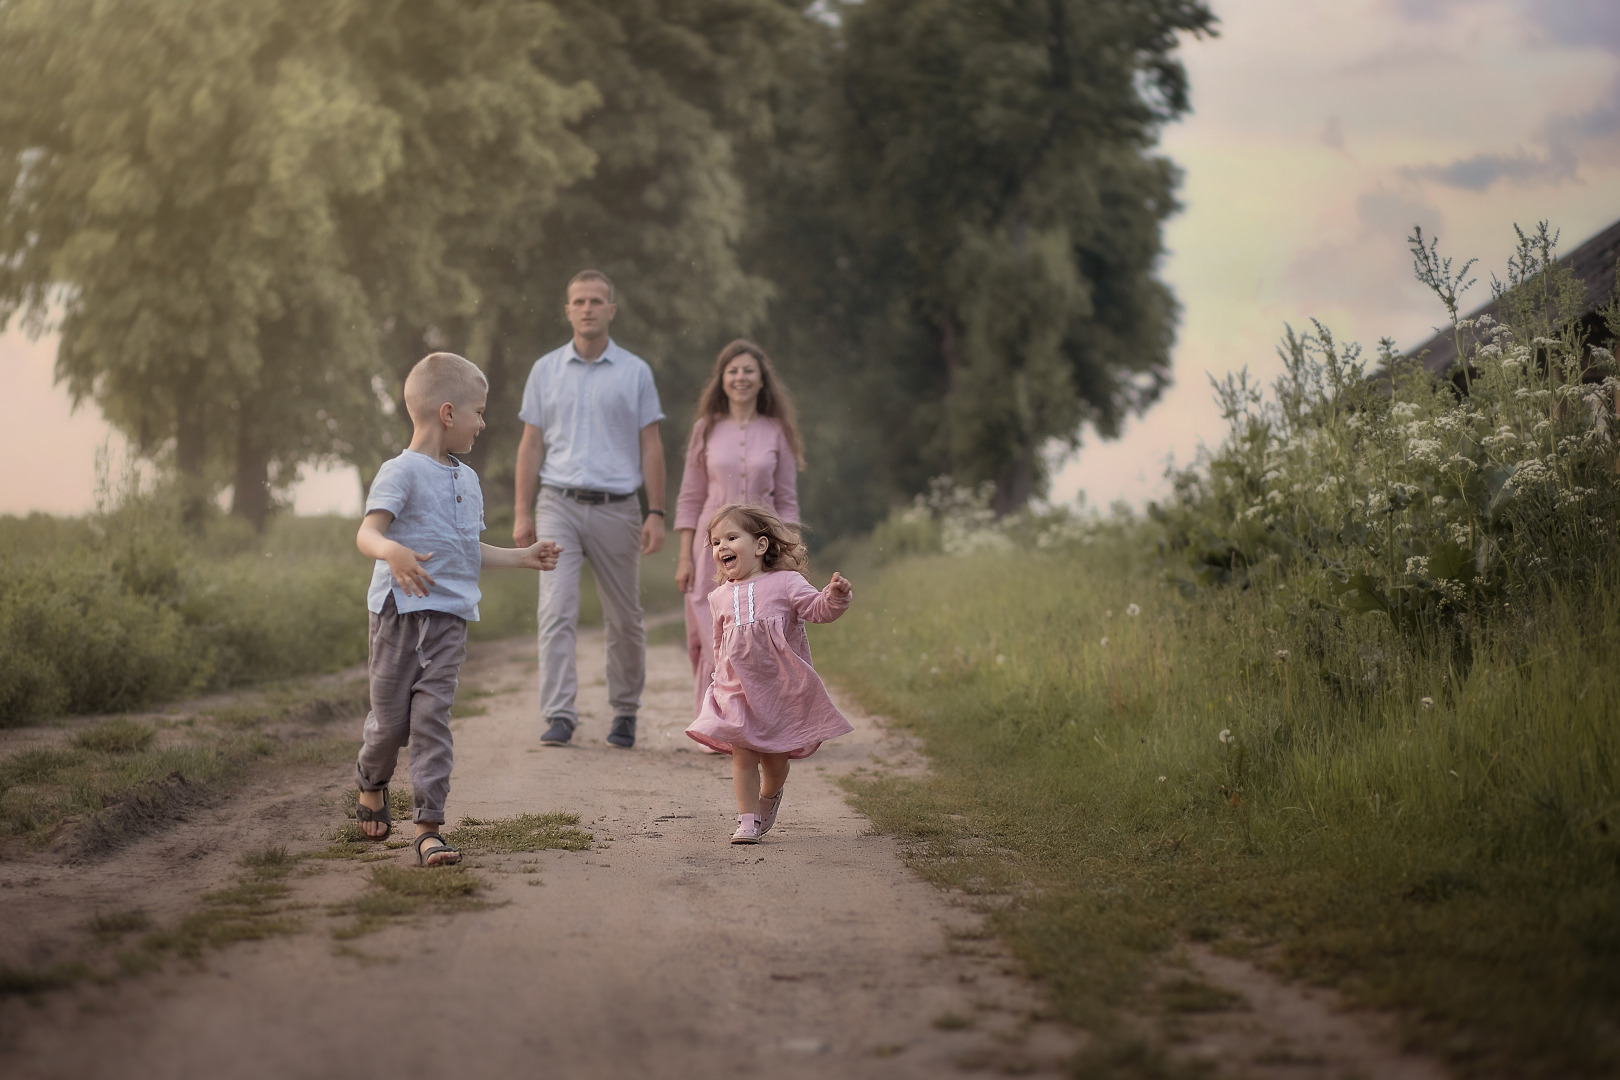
1276, 649, 1290, 660
995, 654, 1006, 664
1218, 729, 1232, 744
1126, 603, 1141, 617
1421, 697, 1434, 709
1157, 776, 1167, 783
1100, 636, 1109, 647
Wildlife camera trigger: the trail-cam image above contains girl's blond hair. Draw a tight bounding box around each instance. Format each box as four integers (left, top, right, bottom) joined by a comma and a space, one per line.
706, 503, 809, 584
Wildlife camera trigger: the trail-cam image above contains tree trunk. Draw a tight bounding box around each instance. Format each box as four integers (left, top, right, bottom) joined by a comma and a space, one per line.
173, 375, 209, 529
993, 452, 1033, 515
231, 412, 272, 532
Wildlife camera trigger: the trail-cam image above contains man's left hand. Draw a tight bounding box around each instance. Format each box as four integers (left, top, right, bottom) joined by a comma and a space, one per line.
641, 515, 665, 555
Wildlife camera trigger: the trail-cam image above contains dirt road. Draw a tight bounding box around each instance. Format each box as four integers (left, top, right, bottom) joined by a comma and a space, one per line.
0, 630, 1078, 1079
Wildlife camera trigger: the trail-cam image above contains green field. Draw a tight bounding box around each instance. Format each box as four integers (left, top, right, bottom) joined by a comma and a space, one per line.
0, 504, 682, 728
816, 532, 1620, 1076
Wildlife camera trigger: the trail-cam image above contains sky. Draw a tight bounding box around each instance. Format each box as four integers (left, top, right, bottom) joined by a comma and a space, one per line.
3, 0, 1619, 519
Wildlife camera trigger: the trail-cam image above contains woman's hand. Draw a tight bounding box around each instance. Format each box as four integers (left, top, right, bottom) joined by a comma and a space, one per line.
675, 528, 697, 593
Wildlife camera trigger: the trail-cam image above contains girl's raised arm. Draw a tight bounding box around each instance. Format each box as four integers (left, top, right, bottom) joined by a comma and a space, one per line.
789, 572, 852, 624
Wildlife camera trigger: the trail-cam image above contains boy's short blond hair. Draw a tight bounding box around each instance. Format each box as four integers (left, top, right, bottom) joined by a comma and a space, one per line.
403, 352, 488, 423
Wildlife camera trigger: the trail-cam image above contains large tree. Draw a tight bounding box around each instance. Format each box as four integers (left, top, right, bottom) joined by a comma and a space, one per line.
765, 0, 1215, 520
0, 0, 593, 526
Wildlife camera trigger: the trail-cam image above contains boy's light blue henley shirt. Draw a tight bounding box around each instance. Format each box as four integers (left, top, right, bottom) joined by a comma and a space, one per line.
365, 449, 484, 621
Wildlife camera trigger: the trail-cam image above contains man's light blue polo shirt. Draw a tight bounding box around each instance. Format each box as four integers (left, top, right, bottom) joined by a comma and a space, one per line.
518, 338, 664, 495
365, 450, 485, 621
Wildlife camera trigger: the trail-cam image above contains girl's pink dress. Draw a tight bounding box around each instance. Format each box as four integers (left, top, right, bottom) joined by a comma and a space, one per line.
673, 416, 799, 719
685, 570, 852, 758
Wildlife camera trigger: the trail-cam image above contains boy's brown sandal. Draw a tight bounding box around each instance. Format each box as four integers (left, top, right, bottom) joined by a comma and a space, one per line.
355, 789, 392, 840
414, 833, 461, 867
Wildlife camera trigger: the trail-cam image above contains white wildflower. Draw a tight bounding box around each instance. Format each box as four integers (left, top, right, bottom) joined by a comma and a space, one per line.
1218, 729, 1232, 744
1408, 438, 1443, 465
1421, 697, 1434, 709
1100, 636, 1109, 648
1126, 603, 1141, 617
1405, 555, 1430, 576
1157, 776, 1167, 783
1275, 649, 1290, 660
995, 654, 1006, 665
1431, 495, 1448, 509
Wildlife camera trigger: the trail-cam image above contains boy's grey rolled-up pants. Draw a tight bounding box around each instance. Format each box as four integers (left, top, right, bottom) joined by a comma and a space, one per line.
535, 487, 645, 726
355, 593, 467, 824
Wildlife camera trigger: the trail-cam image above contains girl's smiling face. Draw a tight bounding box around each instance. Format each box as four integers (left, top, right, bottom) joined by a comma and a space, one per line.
710, 516, 769, 582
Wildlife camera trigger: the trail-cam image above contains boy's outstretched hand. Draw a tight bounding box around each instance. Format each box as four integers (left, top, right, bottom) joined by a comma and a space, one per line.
387, 547, 437, 597
520, 540, 562, 572
828, 571, 852, 601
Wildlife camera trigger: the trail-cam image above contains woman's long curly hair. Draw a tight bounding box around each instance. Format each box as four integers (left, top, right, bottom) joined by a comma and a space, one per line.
690, 339, 806, 468
706, 502, 809, 584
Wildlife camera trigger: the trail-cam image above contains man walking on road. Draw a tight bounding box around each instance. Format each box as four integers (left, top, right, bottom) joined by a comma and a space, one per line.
514, 270, 666, 749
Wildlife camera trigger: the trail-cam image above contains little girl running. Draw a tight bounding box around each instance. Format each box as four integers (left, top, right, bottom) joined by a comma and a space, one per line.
685, 503, 854, 843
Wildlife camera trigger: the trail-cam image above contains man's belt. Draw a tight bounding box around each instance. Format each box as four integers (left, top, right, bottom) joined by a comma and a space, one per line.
552, 487, 634, 505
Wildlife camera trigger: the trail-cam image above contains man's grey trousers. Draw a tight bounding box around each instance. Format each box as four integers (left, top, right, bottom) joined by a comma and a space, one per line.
535, 487, 645, 727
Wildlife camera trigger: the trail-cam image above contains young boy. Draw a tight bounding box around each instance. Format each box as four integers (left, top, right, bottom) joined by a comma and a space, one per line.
354, 352, 560, 866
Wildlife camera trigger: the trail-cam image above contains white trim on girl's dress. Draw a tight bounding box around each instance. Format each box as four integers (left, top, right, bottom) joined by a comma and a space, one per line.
730, 580, 757, 626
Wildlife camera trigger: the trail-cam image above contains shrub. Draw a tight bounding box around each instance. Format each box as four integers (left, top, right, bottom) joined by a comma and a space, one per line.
1151, 223, 1619, 652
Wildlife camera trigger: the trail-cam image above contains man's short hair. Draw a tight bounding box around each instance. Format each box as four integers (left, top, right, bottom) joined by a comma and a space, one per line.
403, 352, 488, 422
567, 269, 615, 302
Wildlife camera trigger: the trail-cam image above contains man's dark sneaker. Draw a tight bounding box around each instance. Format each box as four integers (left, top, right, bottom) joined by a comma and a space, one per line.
606, 715, 636, 749
540, 716, 575, 747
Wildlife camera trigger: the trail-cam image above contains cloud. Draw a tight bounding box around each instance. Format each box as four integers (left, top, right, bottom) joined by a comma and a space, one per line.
1526, 0, 1620, 54
1406, 147, 1572, 190
1393, 0, 1620, 192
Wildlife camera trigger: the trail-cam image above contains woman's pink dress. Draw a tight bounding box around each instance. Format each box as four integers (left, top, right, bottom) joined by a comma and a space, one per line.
685, 571, 852, 758
673, 416, 799, 719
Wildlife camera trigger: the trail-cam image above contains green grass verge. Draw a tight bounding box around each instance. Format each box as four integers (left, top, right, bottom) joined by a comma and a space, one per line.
0, 681, 367, 851
817, 540, 1620, 1077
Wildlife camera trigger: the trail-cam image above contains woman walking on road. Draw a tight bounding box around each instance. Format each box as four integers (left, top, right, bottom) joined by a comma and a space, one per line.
673, 340, 805, 722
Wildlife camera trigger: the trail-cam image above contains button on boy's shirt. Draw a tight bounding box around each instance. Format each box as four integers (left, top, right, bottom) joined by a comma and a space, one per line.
365, 450, 485, 621
518, 338, 665, 495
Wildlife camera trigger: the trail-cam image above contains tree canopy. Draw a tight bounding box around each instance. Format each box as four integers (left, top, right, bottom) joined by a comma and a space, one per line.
0, 0, 1213, 532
